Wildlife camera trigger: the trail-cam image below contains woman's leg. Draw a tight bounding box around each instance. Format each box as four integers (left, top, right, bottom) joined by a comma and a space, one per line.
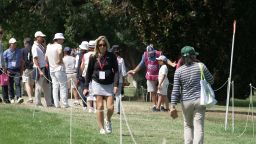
181, 100, 194, 144
106, 96, 114, 121
96, 95, 104, 129
193, 99, 206, 144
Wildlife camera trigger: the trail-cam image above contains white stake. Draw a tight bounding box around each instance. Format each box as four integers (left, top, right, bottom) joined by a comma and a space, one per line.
225, 20, 236, 131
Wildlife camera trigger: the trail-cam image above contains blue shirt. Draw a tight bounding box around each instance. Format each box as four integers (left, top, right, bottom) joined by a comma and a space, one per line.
3, 48, 22, 70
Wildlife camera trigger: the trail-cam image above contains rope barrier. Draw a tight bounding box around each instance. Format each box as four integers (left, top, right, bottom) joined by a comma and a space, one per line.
121, 103, 137, 144
214, 79, 228, 91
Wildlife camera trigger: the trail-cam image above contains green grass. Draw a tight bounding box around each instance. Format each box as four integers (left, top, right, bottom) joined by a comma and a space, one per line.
0, 102, 256, 144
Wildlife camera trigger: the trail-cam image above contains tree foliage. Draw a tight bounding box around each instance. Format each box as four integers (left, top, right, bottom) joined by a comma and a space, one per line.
0, 0, 255, 100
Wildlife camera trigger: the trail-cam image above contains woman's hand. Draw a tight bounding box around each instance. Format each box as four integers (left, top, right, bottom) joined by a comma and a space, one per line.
113, 86, 118, 95
83, 89, 89, 96
170, 106, 178, 119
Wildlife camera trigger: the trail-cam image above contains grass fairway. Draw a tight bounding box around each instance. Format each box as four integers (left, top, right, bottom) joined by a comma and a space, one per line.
0, 101, 255, 144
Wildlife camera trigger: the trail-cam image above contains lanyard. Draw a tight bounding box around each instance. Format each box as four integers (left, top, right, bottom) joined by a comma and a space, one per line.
98, 55, 107, 70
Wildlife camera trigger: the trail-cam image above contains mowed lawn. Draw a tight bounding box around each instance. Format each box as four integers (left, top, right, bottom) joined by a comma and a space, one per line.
0, 100, 255, 144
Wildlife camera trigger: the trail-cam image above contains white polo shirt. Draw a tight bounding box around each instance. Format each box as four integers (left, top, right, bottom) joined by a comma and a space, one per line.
32, 41, 46, 68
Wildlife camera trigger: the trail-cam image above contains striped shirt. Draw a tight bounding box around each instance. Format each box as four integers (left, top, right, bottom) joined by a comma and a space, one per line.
171, 62, 214, 105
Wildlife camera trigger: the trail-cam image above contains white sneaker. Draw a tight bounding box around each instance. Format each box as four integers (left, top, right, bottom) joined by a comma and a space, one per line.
73, 100, 80, 106
99, 128, 106, 134
10, 99, 15, 104
88, 108, 93, 113
17, 97, 24, 104
82, 107, 87, 112
105, 119, 112, 134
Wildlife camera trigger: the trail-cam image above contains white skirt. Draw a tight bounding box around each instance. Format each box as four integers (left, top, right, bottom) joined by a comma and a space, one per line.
92, 80, 114, 96
87, 82, 96, 101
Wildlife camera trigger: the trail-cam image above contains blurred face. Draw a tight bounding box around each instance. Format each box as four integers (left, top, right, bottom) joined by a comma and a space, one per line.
98, 40, 107, 54
10, 43, 16, 49
37, 36, 45, 44
148, 51, 155, 58
24, 42, 29, 48
57, 39, 64, 44
157, 60, 163, 65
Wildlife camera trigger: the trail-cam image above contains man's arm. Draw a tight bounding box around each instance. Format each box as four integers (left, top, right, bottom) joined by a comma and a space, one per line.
127, 54, 145, 75
167, 59, 176, 67
34, 57, 43, 75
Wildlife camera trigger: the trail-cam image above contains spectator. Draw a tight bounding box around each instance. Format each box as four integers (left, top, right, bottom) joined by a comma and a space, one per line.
45, 33, 69, 108
80, 40, 96, 113
63, 46, 79, 105
156, 55, 169, 111
83, 36, 119, 134
3, 38, 24, 104
21, 37, 34, 103
76, 41, 88, 111
170, 46, 214, 144
109, 45, 126, 114
127, 44, 176, 112
31, 31, 52, 106
0, 27, 9, 103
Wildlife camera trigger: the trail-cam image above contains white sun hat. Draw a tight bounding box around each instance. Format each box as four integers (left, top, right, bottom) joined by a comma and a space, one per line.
9, 38, 17, 44
88, 40, 96, 48
34, 31, 46, 38
53, 33, 65, 40
79, 41, 89, 50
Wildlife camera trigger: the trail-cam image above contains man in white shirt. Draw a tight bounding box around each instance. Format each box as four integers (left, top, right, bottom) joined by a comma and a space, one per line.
45, 33, 69, 108
31, 31, 52, 106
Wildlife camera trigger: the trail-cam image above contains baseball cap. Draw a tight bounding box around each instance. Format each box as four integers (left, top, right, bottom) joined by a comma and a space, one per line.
9, 38, 17, 44
181, 46, 199, 57
34, 31, 46, 38
64, 47, 71, 52
53, 33, 65, 40
156, 55, 167, 62
146, 44, 155, 53
79, 41, 89, 50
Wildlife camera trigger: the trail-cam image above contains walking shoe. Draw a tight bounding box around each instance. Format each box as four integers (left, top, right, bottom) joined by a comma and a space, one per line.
63, 105, 70, 108
26, 99, 33, 103
99, 128, 106, 134
73, 100, 80, 106
117, 112, 120, 115
10, 99, 15, 104
160, 106, 165, 111
17, 97, 24, 104
4, 99, 10, 104
152, 106, 157, 112
82, 107, 87, 112
36, 103, 43, 107
88, 108, 93, 113
105, 119, 112, 134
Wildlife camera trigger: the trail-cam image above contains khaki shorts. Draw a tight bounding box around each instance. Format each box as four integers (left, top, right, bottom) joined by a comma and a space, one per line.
22, 69, 34, 85
147, 80, 158, 92
66, 73, 77, 89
